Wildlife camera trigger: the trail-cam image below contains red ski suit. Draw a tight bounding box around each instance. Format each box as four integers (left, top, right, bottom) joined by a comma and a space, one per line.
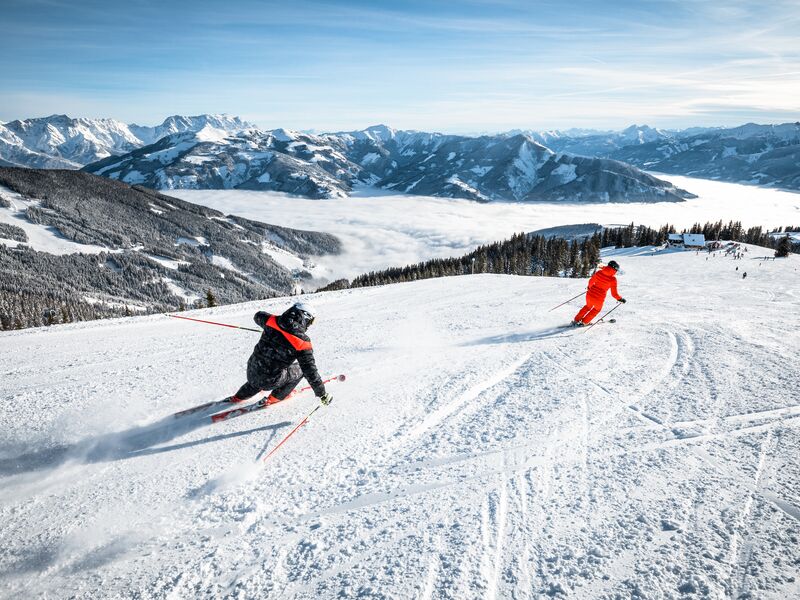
574, 266, 622, 324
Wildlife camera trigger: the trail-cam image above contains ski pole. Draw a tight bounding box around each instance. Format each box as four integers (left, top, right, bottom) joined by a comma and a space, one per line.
165, 313, 261, 333
583, 302, 624, 332
265, 374, 346, 406
290, 374, 346, 397
262, 405, 322, 463
548, 291, 585, 312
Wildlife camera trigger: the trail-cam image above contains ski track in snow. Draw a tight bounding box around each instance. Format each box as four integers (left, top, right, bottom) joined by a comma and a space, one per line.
1, 244, 800, 598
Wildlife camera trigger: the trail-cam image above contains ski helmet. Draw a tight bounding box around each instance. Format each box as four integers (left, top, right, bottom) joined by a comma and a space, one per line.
292, 301, 316, 325
607, 260, 620, 271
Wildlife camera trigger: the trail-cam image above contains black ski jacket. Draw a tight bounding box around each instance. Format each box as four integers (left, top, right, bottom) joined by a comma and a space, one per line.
248, 310, 326, 397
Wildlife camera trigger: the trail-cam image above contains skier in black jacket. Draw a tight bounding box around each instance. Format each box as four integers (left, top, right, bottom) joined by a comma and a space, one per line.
230, 302, 332, 406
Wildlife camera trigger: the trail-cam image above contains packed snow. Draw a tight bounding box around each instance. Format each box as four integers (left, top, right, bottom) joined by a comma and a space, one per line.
173, 176, 800, 280
1, 244, 798, 598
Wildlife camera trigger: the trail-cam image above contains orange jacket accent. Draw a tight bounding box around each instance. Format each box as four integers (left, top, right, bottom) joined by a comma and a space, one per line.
266, 315, 313, 351
587, 266, 622, 301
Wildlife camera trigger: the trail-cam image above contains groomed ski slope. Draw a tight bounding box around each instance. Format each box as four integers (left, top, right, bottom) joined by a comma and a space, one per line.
1, 245, 799, 599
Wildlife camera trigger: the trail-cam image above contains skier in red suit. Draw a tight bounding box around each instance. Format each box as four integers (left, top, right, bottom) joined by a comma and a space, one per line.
572, 260, 626, 326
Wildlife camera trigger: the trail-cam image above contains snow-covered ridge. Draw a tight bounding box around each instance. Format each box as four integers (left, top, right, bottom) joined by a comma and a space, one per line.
83, 126, 692, 203
0, 184, 109, 254
496, 122, 800, 192
611, 122, 800, 191
0, 168, 341, 326
1, 245, 798, 597
7, 115, 799, 197
0, 113, 252, 169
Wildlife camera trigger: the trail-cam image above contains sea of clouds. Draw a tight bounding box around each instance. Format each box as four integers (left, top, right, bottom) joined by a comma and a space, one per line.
173, 175, 800, 281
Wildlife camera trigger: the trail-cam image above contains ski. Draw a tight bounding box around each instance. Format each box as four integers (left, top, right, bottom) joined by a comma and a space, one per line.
563, 318, 615, 329
172, 374, 346, 420
210, 397, 276, 423
556, 318, 616, 337
582, 315, 619, 332
172, 397, 235, 419
209, 374, 346, 424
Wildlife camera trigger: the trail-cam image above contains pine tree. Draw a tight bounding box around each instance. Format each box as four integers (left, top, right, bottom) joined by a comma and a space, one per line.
775, 235, 792, 258
205, 289, 218, 307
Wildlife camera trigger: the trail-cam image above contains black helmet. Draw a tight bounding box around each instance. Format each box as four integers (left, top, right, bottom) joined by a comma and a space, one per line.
283, 302, 316, 329
607, 260, 620, 271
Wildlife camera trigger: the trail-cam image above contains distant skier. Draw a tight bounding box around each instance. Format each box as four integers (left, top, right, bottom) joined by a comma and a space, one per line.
229, 302, 333, 407
743, 272, 747, 279
572, 260, 626, 326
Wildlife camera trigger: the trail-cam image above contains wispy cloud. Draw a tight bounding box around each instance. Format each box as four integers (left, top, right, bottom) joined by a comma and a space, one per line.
1, 0, 798, 129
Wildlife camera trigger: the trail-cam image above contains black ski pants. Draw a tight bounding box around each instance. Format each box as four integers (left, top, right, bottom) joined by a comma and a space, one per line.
234, 360, 303, 402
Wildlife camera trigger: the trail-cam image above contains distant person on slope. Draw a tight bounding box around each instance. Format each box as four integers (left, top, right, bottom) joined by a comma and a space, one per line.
229, 302, 333, 406
572, 260, 626, 327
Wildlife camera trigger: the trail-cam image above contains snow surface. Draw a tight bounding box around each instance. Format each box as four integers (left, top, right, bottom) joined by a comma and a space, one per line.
145, 254, 188, 270
1, 245, 799, 598
211, 254, 245, 275
360, 152, 381, 165
551, 163, 578, 184
173, 176, 800, 280
194, 124, 231, 144
162, 278, 200, 304
261, 242, 306, 272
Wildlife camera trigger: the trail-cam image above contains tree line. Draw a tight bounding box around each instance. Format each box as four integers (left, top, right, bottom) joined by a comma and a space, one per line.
321, 220, 798, 292
321, 232, 603, 292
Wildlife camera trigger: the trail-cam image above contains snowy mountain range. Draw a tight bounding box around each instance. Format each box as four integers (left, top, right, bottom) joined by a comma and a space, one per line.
81, 123, 693, 203
4, 113, 799, 199
0, 168, 339, 328
506, 122, 800, 191
609, 122, 800, 190
517, 124, 678, 157
0, 114, 252, 169
83, 126, 360, 199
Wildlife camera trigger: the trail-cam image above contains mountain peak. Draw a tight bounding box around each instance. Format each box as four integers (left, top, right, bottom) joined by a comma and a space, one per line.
362, 124, 397, 141
622, 124, 646, 133
193, 124, 231, 143
271, 127, 299, 142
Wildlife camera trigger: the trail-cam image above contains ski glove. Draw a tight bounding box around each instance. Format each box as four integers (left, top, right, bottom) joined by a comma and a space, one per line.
618, 298, 627, 303
320, 392, 333, 406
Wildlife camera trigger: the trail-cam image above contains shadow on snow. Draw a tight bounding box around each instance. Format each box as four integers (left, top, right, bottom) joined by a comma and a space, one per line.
462, 326, 572, 346
0, 403, 292, 478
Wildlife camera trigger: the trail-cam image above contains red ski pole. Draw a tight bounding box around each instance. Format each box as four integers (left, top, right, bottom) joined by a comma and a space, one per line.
288, 374, 346, 398
548, 291, 585, 312
583, 302, 624, 332
262, 405, 322, 463
166, 313, 261, 333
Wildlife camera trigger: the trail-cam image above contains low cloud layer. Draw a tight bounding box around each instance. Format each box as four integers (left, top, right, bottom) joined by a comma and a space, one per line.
174, 176, 800, 280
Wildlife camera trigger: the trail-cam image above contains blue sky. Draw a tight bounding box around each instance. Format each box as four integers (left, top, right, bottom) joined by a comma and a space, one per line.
1, 0, 798, 132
